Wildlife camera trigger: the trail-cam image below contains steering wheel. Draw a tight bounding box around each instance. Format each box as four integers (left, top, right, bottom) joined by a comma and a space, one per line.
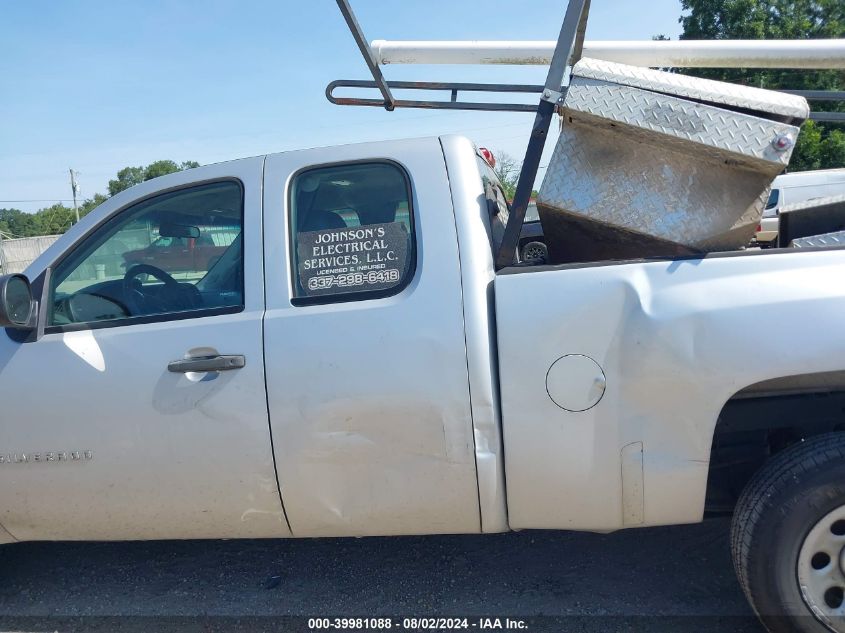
123, 264, 199, 315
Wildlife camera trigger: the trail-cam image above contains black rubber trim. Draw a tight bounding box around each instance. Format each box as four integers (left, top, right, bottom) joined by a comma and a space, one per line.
287, 159, 417, 307
497, 243, 845, 275
44, 305, 244, 335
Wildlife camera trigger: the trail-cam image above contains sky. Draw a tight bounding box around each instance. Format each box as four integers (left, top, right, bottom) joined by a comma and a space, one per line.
1, 0, 685, 213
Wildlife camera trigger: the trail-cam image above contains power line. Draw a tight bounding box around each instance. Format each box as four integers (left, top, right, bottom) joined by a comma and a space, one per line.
0, 199, 80, 203
3, 119, 540, 207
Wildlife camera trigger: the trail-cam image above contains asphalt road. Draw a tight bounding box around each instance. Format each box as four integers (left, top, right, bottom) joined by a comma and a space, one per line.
0, 517, 766, 633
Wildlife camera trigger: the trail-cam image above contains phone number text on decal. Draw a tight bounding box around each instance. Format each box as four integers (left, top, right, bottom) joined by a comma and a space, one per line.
308, 269, 400, 291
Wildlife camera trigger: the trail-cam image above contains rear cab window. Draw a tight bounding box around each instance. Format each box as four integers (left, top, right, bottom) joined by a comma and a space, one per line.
475, 153, 510, 256
288, 161, 415, 304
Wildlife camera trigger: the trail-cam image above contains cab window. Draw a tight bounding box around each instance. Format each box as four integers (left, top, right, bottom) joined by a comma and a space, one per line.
476, 154, 510, 256
48, 181, 244, 329
289, 162, 415, 303
765, 189, 780, 210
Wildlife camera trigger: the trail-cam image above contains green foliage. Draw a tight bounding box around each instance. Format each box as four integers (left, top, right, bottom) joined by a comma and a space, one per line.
790, 120, 845, 170
107, 166, 146, 196
792, 118, 825, 170
491, 150, 520, 200
107, 160, 200, 196
143, 160, 180, 181
487, 151, 540, 201
0, 204, 75, 237
680, 0, 843, 41
2, 160, 200, 239
36, 203, 77, 235
79, 193, 109, 217
0, 208, 40, 238
676, 0, 844, 171
820, 128, 845, 167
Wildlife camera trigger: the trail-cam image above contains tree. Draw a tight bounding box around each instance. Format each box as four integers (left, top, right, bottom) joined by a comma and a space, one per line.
108, 159, 200, 196
820, 128, 845, 167
0, 208, 40, 238
6, 159, 203, 239
677, 0, 844, 170
79, 193, 110, 219
489, 150, 541, 201
491, 151, 520, 199
108, 166, 146, 196
143, 160, 181, 181
33, 203, 76, 235
789, 121, 845, 171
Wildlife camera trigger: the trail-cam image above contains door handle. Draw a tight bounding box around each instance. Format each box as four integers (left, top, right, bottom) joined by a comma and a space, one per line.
167, 355, 245, 373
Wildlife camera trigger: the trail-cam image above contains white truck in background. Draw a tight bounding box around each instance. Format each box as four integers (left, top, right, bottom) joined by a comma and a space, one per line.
756, 169, 845, 246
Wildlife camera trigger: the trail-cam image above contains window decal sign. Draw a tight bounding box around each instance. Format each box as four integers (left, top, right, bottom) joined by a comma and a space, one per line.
297, 221, 410, 296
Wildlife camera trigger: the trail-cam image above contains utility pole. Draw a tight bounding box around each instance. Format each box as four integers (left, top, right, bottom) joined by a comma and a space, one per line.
69, 168, 80, 223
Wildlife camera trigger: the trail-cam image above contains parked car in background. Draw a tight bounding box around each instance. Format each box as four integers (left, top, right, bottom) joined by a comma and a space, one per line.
123, 232, 227, 273
756, 169, 845, 246
519, 202, 548, 262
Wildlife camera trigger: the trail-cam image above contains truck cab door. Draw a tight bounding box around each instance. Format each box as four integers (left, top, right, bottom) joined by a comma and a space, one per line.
262, 139, 481, 537
0, 158, 290, 541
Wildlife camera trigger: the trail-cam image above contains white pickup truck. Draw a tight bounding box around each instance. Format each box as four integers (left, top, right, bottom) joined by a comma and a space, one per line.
1, 136, 844, 633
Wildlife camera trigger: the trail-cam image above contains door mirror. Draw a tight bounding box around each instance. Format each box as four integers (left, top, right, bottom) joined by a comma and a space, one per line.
0, 274, 36, 329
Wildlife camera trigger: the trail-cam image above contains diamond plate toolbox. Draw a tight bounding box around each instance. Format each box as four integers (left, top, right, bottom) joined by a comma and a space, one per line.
790, 230, 845, 249
537, 58, 808, 264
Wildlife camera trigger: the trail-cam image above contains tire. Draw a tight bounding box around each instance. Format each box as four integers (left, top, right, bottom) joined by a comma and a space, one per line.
731, 432, 845, 633
520, 241, 548, 263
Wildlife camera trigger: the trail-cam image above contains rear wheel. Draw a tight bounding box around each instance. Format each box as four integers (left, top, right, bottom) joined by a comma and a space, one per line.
731, 432, 845, 633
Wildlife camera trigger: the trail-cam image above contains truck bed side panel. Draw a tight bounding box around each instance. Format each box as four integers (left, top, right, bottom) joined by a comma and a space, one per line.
496, 250, 845, 530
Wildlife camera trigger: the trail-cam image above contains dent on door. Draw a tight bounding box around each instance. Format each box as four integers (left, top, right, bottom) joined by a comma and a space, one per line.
261, 142, 482, 537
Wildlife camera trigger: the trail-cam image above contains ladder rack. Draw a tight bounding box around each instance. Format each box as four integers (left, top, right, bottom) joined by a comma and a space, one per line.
330, 0, 845, 268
